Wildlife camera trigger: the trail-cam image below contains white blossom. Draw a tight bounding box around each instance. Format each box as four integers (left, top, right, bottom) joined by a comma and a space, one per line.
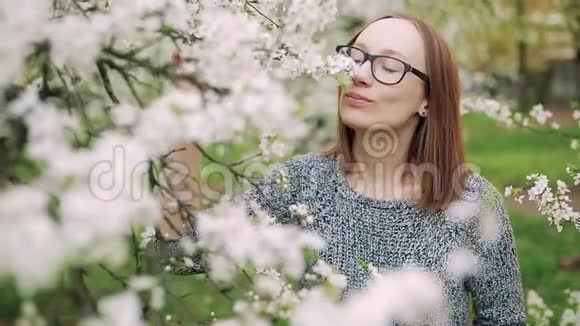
460, 97, 513, 126
291, 268, 445, 326
260, 133, 289, 161
504, 185, 513, 197
571, 139, 579, 150
445, 199, 480, 223
150, 286, 165, 310
530, 104, 553, 125
196, 201, 324, 280
81, 291, 144, 326
112, 104, 141, 127
526, 290, 553, 325
446, 248, 478, 281
566, 166, 580, 186
289, 203, 315, 226
15, 300, 46, 326
0, 185, 65, 293
129, 275, 158, 291
311, 260, 346, 288
139, 226, 156, 249
560, 289, 580, 325
525, 173, 580, 232
275, 169, 290, 191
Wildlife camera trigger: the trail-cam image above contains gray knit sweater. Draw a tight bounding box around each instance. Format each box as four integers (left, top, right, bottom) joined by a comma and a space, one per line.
148, 152, 527, 325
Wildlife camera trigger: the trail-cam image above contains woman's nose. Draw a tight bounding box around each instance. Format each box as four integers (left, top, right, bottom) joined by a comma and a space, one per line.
352, 60, 373, 86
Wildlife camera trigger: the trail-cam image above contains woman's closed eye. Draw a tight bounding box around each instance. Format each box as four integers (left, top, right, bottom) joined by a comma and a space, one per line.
381, 66, 399, 73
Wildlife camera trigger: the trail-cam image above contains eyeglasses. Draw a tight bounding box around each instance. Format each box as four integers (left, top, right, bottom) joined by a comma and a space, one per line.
336, 45, 430, 90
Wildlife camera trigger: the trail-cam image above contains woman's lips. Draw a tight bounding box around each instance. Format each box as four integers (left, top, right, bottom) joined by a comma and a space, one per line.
344, 93, 373, 107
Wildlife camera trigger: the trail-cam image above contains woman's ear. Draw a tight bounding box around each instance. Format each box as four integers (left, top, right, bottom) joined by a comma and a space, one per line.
417, 100, 429, 117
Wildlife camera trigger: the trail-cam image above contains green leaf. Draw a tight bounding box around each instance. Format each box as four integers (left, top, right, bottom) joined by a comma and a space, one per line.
273, 319, 290, 326
356, 257, 370, 270
170, 103, 183, 116
266, 133, 278, 144
159, 24, 175, 34
60, 175, 77, 192
303, 248, 319, 266
336, 72, 351, 89
47, 194, 61, 222
512, 187, 523, 196
293, 103, 309, 118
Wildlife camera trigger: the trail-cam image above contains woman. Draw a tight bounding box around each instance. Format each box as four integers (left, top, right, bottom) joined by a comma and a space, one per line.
151, 14, 527, 325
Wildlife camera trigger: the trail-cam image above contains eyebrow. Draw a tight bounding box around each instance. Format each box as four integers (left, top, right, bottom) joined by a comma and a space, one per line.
354, 42, 408, 61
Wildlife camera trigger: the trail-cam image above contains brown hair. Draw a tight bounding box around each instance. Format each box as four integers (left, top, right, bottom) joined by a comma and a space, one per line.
321, 13, 471, 214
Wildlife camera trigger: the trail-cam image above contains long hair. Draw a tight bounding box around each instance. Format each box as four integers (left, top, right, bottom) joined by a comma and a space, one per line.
321, 13, 471, 214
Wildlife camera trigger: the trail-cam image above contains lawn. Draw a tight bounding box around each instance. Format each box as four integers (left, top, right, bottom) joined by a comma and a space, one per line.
510, 210, 580, 322
463, 113, 580, 323
462, 112, 579, 187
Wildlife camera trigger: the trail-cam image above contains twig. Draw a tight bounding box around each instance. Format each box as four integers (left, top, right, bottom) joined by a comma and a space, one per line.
194, 143, 276, 212
229, 152, 262, 167
71, 0, 90, 17
244, 0, 282, 29
164, 287, 209, 325
131, 227, 142, 274
98, 264, 128, 288
103, 47, 168, 75
205, 274, 235, 303
161, 147, 187, 160
69, 267, 98, 314
96, 59, 120, 104
101, 58, 145, 108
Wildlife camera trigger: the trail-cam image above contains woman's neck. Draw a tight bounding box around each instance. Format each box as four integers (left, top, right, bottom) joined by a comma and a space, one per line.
346, 123, 420, 201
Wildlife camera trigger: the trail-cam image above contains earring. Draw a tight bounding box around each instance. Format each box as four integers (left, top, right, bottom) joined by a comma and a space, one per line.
419, 110, 428, 117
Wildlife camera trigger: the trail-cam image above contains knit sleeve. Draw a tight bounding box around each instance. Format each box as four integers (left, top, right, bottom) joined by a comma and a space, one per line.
144, 155, 306, 275
465, 180, 527, 325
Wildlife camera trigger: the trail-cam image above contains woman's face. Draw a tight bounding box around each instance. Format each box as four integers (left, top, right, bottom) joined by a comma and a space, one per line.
339, 18, 429, 131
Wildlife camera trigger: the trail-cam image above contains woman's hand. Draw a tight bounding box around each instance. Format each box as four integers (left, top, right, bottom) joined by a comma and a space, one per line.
157, 142, 202, 240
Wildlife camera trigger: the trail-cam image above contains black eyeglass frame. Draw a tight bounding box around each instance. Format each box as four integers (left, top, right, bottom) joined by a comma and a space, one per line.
336, 45, 430, 90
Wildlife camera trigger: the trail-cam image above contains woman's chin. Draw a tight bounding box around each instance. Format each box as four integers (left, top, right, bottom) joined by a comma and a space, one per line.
340, 107, 376, 127
340, 117, 376, 130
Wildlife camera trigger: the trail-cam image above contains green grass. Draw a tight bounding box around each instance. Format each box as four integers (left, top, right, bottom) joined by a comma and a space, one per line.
463, 113, 580, 187
510, 210, 580, 322
464, 113, 580, 323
